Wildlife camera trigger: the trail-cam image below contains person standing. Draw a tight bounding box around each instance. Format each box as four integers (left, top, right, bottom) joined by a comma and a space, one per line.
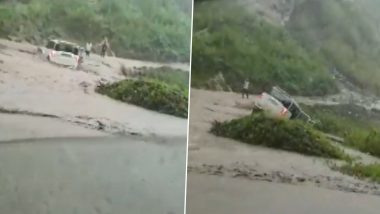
100, 38, 108, 58
77, 47, 85, 69
96, 37, 115, 58
242, 79, 250, 99
85, 42, 92, 57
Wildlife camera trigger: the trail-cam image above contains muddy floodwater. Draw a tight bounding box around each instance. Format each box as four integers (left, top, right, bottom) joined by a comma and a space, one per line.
187, 174, 380, 214
187, 89, 380, 213
0, 39, 188, 137
0, 136, 186, 214
0, 38, 188, 214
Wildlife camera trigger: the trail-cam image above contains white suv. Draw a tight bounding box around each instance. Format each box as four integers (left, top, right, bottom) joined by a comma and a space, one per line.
253, 86, 314, 123
253, 92, 292, 120
37, 39, 81, 69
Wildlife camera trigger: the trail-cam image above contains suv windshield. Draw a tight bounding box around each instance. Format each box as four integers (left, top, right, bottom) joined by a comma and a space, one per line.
54, 43, 79, 55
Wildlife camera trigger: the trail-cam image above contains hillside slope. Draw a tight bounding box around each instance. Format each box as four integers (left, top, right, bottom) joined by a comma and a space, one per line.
0, 0, 191, 62
193, 0, 380, 96
192, 0, 337, 96
287, 0, 380, 95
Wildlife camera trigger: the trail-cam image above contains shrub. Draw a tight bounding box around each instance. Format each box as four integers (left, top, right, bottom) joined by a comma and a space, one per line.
96, 79, 188, 118
210, 113, 347, 159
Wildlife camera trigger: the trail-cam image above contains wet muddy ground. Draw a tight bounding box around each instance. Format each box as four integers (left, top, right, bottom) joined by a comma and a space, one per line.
187, 173, 380, 214
0, 39, 188, 214
187, 89, 380, 213
0, 136, 186, 214
0, 39, 188, 139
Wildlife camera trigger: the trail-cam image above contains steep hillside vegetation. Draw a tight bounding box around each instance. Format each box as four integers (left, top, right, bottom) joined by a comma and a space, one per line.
288, 0, 380, 95
0, 0, 191, 62
192, 0, 337, 96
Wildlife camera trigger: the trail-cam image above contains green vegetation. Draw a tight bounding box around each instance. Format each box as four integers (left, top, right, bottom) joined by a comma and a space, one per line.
302, 104, 380, 158
288, 0, 380, 95
309, 104, 380, 183
302, 104, 373, 137
338, 163, 380, 183
0, 0, 191, 62
351, 130, 380, 158
192, 0, 337, 96
96, 79, 188, 118
210, 113, 347, 159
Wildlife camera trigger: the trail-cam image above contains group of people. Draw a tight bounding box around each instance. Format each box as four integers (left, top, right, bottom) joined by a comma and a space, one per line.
77, 37, 113, 66
78, 37, 113, 59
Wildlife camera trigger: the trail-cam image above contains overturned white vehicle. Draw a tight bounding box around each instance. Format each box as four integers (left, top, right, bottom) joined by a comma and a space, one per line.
253, 86, 314, 123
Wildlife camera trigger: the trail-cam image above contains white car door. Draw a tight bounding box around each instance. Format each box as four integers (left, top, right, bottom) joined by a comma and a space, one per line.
47, 51, 78, 69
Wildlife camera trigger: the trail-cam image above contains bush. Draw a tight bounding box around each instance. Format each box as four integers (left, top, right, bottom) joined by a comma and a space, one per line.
191, 0, 337, 96
210, 113, 347, 159
96, 79, 188, 118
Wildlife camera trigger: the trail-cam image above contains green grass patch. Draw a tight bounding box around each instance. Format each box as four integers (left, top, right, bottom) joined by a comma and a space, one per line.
338, 163, 380, 183
301, 104, 373, 137
210, 113, 347, 159
350, 130, 380, 158
302, 104, 380, 158
96, 79, 188, 118
192, 0, 337, 96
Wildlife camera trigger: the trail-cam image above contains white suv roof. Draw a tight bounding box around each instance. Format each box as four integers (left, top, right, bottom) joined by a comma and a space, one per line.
48, 39, 80, 48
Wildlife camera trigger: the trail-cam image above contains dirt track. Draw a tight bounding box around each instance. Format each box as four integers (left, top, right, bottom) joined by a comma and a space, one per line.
187, 89, 380, 213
